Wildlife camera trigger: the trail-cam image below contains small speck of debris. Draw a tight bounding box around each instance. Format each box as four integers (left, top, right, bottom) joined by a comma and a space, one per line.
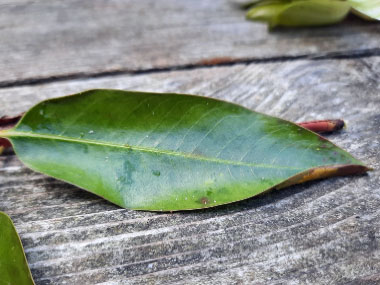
89, 130, 94, 134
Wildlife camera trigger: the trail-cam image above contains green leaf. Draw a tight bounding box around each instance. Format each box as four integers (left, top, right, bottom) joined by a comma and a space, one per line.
246, 2, 289, 24
0, 212, 35, 285
246, 0, 351, 28
276, 0, 351, 27
348, 0, 380, 20
0, 89, 369, 211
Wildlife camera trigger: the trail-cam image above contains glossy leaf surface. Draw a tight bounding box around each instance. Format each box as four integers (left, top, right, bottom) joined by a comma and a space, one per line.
0, 212, 34, 285
0, 90, 368, 211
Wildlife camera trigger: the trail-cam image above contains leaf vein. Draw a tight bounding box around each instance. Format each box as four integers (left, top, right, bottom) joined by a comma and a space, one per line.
6, 131, 304, 171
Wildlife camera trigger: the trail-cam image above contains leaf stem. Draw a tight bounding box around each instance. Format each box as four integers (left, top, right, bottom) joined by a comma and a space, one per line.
0, 129, 10, 137
4, 130, 304, 171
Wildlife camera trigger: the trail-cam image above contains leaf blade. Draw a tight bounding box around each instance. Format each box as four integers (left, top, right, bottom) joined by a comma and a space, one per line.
1, 89, 368, 210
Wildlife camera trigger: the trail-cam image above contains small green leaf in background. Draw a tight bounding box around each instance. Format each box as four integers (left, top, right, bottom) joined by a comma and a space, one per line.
241, 0, 379, 27
0, 212, 34, 285
275, 0, 350, 28
246, 2, 290, 27
348, 0, 380, 20
0, 90, 369, 211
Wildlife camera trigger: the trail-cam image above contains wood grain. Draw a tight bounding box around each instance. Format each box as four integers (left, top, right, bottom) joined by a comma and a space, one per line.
0, 57, 379, 284
0, 0, 380, 84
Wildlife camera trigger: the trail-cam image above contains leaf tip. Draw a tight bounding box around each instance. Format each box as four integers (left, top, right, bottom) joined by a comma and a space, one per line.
276, 164, 371, 190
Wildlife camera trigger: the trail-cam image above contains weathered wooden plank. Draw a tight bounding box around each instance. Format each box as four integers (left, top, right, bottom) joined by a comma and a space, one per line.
0, 0, 380, 84
0, 58, 379, 284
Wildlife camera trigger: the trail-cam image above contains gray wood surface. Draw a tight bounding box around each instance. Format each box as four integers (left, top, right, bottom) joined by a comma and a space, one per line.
1, 0, 380, 85
1, 57, 379, 284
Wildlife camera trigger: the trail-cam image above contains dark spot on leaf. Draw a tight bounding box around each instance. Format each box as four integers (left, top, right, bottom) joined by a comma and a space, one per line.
152, 170, 160, 177
200, 197, 210, 205
117, 160, 135, 186
320, 143, 329, 149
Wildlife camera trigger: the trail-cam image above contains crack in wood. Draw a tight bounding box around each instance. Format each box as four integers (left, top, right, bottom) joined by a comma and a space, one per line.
0, 48, 379, 89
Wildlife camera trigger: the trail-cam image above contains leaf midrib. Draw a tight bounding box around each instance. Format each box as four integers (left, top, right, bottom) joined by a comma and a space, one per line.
3, 130, 304, 171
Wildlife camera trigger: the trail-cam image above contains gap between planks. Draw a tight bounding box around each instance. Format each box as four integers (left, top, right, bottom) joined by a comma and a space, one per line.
0, 48, 379, 89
